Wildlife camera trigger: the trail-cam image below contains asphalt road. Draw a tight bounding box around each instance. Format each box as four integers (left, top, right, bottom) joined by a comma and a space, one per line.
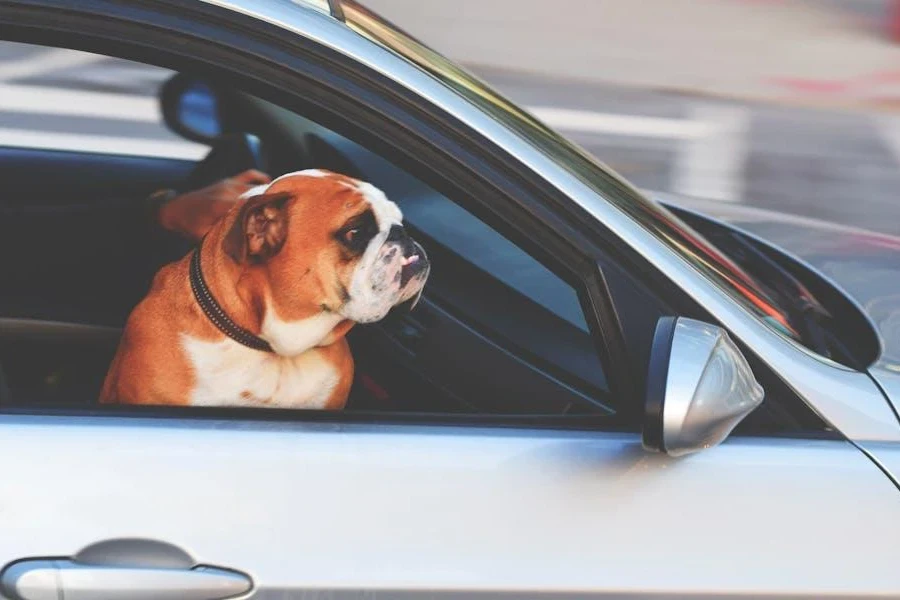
2, 40, 900, 236
481, 66, 900, 236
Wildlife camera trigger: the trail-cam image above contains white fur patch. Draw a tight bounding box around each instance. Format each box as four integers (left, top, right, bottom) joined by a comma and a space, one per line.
239, 169, 332, 201
354, 180, 403, 229
260, 309, 344, 356
338, 180, 423, 322
270, 168, 331, 186
240, 183, 270, 199
181, 334, 339, 409
341, 229, 396, 323
295, 169, 330, 178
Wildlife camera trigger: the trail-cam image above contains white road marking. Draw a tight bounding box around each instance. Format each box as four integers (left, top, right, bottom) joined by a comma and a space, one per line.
0, 48, 103, 82
0, 82, 754, 190
1, 85, 717, 141
0, 127, 207, 160
0, 84, 159, 122
527, 106, 713, 139
880, 115, 900, 167
672, 104, 749, 203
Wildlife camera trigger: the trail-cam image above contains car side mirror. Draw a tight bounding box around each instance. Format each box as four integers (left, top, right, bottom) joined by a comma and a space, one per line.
160, 73, 223, 143
642, 317, 764, 457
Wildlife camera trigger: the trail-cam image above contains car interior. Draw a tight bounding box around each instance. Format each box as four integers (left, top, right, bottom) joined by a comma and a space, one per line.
0, 64, 630, 421
0, 47, 865, 436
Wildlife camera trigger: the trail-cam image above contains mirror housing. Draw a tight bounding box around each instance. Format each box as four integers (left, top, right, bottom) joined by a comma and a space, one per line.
642, 317, 764, 457
160, 73, 223, 143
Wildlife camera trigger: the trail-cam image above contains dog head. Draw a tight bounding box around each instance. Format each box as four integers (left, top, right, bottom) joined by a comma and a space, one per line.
222, 169, 430, 332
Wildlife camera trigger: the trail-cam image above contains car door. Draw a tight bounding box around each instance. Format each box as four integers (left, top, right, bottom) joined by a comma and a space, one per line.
1, 2, 900, 599
3, 417, 900, 599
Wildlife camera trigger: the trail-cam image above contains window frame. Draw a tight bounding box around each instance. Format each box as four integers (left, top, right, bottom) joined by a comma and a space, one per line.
0, 0, 697, 430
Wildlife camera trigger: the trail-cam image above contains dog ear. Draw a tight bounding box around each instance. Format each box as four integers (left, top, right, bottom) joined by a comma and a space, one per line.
223, 192, 291, 263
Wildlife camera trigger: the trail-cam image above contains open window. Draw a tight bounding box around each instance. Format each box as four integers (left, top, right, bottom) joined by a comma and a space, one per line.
0, 42, 629, 423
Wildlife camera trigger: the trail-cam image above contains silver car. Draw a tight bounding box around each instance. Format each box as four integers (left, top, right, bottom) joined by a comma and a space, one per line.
1, 0, 900, 598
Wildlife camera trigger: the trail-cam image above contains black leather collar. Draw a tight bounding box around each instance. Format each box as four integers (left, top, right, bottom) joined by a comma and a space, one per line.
189, 242, 274, 353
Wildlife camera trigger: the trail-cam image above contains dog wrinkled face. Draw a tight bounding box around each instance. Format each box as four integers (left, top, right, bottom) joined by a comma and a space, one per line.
224, 169, 430, 325
336, 185, 430, 323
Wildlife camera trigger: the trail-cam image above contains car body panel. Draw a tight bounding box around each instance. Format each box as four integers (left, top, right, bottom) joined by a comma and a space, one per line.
2, 415, 900, 598
855, 440, 900, 490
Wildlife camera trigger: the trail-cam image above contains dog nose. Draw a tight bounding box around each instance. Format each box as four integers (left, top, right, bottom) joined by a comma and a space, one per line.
386, 224, 407, 242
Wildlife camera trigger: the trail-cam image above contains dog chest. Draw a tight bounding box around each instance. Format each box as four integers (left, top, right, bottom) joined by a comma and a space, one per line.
180, 333, 340, 408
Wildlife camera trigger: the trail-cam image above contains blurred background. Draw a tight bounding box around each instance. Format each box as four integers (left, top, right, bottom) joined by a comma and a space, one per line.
2, 0, 900, 233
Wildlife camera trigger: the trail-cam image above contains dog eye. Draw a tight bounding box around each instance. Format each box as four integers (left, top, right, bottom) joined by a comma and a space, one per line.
336, 211, 377, 252
343, 228, 359, 244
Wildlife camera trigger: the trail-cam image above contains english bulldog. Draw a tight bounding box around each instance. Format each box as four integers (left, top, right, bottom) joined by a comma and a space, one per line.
100, 169, 430, 409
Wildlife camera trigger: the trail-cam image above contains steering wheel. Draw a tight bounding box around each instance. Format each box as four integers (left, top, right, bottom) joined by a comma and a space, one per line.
184, 132, 268, 190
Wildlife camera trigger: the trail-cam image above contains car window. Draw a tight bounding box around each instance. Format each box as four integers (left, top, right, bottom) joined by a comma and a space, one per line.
0, 41, 615, 419
0, 42, 206, 160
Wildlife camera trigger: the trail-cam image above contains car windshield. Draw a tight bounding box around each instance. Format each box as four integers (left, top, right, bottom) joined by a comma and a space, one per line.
339, 0, 802, 343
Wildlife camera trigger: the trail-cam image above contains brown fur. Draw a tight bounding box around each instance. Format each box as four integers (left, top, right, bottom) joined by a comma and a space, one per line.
99, 173, 382, 408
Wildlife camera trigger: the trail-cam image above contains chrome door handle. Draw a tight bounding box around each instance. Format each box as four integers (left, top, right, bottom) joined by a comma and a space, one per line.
2, 559, 252, 600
